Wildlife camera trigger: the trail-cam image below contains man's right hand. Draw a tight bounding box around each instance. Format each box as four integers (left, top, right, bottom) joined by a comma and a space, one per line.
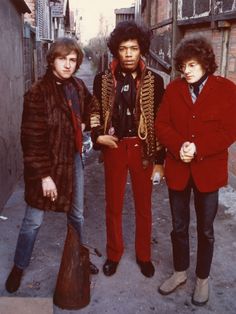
180, 141, 196, 163
90, 115, 100, 128
97, 135, 119, 148
42, 176, 57, 202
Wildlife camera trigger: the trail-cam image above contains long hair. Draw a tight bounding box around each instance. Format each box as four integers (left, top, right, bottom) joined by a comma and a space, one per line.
174, 35, 217, 74
107, 21, 152, 57
46, 37, 83, 71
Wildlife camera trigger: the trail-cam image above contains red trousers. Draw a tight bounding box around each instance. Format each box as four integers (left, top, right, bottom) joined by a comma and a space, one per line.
103, 137, 153, 262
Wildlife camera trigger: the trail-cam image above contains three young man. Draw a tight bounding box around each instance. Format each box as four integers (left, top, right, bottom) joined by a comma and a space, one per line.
5, 23, 236, 308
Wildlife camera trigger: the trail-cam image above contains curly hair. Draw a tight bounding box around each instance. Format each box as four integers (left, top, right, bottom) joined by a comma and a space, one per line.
107, 21, 152, 57
174, 35, 217, 74
46, 37, 83, 71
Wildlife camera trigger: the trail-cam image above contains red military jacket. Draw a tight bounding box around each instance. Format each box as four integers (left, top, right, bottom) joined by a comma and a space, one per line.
155, 75, 236, 192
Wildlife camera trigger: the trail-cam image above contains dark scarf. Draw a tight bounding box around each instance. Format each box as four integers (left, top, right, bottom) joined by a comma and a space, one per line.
112, 68, 137, 138
52, 72, 83, 153
189, 72, 208, 97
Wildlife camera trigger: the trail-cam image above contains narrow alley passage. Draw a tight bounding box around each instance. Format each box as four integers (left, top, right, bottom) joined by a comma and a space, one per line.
0, 58, 236, 314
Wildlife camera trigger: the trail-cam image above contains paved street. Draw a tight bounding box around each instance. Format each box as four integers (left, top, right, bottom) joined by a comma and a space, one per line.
0, 58, 236, 314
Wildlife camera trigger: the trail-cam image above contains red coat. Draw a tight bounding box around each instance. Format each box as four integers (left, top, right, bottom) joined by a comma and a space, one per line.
155, 75, 236, 192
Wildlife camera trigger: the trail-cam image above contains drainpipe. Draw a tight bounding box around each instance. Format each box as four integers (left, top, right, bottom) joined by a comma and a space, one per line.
218, 21, 231, 77
171, 0, 183, 80
146, 0, 151, 26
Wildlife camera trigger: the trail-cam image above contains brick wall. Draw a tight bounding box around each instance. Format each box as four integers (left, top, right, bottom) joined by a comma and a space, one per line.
228, 24, 236, 82
139, 0, 236, 189
229, 144, 236, 188
157, 0, 171, 22
149, 0, 157, 25
184, 28, 223, 76
227, 22, 236, 188
0, 0, 24, 210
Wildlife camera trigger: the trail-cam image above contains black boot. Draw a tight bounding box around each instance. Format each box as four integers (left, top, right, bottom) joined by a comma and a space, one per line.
136, 258, 155, 278
5, 265, 24, 293
103, 259, 119, 276
89, 262, 99, 275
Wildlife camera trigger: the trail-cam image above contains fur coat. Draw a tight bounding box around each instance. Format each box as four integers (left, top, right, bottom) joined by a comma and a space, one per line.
21, 71, 92, 212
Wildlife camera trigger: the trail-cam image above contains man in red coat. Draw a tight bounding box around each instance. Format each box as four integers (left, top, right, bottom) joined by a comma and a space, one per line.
155, 36, 236, 306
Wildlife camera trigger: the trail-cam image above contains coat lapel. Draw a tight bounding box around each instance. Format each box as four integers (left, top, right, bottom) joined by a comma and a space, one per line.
179, 78, 193, 107
179, 75, 217, 111
194, 75, 216, 106
52, 80, 73, 122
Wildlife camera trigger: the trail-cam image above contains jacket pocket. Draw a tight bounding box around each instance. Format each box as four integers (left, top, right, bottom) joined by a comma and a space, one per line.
201, 112, 221, 130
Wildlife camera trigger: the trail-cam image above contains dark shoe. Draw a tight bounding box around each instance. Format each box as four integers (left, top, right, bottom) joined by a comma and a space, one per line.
103, 259, 119, 276
89, 262, 99, 275
136, 258, 155, 278
5, 265, 24, 293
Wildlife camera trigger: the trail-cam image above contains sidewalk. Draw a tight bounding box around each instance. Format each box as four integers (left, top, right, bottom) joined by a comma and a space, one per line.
0, 59, 236, 314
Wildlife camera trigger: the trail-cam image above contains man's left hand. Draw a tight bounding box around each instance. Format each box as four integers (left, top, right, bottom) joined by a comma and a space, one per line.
151, 164, 164, 183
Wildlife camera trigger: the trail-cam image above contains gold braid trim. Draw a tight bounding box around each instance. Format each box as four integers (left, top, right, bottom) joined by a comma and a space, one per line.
101, 71, 114, 133
90, 96, 101, 128
138, 105, 147, 140
138, 70, 156, 157
99, 69, 162, 160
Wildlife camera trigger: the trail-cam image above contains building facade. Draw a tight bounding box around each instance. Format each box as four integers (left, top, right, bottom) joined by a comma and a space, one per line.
24, 0, 72, 82
0, 0, 75, 211
137, 0, 236, 81
137, 0, 236, 188
0, 0, 30, 210
115, 7, 135, 24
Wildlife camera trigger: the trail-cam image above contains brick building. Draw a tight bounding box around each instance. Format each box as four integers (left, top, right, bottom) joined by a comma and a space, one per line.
115, 6, 135, 24
23, 0, 73, 86
135, 0, 236, 188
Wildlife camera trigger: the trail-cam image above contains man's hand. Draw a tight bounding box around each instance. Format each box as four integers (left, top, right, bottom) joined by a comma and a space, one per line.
42, 176, 57, 202
97, 135, 119, 148
90, 115, 100, 128
180, 141, 196, 163
151, 164, 164, 184
81, 123, 85, 131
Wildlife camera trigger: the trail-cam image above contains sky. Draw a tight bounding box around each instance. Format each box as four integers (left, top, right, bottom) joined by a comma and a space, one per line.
70, 0, 135, 43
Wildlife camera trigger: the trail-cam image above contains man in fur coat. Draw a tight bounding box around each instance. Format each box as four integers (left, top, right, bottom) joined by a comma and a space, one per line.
5, 37, 98, 293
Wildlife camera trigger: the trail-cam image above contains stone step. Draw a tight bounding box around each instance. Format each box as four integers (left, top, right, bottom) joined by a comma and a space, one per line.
0, 297, 53, 314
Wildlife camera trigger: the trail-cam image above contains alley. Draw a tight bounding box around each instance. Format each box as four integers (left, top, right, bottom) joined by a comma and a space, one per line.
0, 59, 236, 314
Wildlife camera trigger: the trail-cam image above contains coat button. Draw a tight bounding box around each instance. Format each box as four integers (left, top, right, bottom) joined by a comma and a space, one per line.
191, 134, 195, 138
192, 115, 196, 118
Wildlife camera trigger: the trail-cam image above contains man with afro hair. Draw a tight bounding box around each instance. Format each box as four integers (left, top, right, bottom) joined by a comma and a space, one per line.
90, 21, 165, 278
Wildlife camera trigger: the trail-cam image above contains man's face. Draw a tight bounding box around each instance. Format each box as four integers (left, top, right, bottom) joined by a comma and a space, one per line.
117, 39, 141, 72
52, 51, 77, 80
180, 59, 206, 84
